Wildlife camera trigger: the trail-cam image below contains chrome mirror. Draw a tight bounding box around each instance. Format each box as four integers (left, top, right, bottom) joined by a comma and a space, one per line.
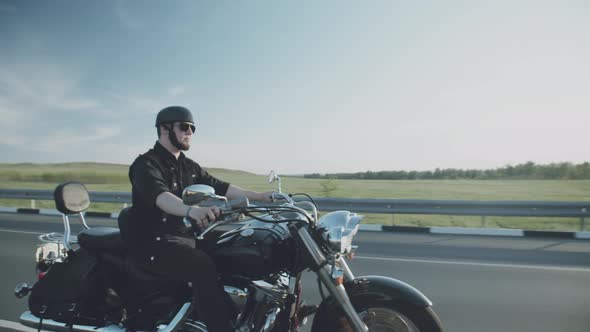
182, 185, 217, 205
268, 170, 278, 184
267, 170, 282, 193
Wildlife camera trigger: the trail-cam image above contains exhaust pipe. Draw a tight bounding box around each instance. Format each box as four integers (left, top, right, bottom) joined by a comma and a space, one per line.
19, 311, 125, 332
19, 302, 192, 332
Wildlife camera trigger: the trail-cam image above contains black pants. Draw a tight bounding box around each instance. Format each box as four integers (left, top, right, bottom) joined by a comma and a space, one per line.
135, 235, 233, 332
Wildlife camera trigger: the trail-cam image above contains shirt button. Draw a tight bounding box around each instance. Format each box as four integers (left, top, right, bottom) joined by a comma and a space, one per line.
150, 256, 155, 261
162, 217, 167, 222
171, 167, 175, 171
173, 182, 177, 187
192, 174, 196, 178
155, 237, 161, 241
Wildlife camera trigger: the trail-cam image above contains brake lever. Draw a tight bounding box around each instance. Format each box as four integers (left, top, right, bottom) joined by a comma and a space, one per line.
194, 196, 250, 240
196, 212, 243, 240
271, 192, 292, 203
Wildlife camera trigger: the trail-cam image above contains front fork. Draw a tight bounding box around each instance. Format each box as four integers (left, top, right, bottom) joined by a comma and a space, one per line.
296, 227, 368, 332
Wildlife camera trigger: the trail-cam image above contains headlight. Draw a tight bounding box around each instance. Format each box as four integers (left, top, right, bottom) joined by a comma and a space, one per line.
317, 210, 363, 254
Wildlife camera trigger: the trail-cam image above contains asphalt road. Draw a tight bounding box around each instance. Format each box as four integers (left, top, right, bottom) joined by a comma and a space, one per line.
1, 212, 590, 332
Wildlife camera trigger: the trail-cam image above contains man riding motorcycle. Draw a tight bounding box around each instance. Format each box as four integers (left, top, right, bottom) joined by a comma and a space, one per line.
127, 106, 273, 332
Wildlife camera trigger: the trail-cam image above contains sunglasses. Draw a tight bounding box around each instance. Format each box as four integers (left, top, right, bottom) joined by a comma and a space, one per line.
175, 122, 196, 133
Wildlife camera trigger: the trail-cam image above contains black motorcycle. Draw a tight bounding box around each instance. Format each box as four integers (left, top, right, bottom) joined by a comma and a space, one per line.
15, 174, 444, 332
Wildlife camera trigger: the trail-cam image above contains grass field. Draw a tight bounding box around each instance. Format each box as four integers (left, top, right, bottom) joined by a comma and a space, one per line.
1, 163, 589, 231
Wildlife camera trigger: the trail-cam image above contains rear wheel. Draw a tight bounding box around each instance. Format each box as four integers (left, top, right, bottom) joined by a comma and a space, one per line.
311, 301, 443, 332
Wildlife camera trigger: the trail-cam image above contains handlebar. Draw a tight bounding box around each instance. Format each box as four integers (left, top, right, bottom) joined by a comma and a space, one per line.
183, 196, 250, 238
184, 193, 318, 240
271, 191, 292, 203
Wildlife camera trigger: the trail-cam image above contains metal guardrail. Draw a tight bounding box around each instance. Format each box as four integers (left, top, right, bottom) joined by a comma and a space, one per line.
0, 189, 131, 204
1, 189, 589, 230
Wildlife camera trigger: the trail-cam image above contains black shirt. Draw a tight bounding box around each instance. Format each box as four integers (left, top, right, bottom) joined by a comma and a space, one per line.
127, 141, 230, 246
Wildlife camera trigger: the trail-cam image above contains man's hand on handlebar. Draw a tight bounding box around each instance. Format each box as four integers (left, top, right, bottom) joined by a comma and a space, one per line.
188, 205, 221, 229
252, 191, 274, 203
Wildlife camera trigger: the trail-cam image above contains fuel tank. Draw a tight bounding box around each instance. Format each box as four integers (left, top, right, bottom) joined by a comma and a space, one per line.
203, 219, 296, 279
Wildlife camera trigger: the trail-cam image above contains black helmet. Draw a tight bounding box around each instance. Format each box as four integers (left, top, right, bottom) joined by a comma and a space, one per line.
155, 106, 194, 127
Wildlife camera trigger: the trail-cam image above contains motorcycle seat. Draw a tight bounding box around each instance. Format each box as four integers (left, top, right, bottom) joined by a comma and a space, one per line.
78, 227, 125, 252
77, 227, 163, 283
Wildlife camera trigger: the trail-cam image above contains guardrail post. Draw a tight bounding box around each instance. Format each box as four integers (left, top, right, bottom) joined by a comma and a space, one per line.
581, 217, 586, 232
481, 216, 486, 228
30, 199, 36, 209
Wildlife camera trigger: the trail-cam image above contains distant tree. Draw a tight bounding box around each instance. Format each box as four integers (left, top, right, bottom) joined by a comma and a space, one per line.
319, 180, 338, 196
302, 162, 590, 180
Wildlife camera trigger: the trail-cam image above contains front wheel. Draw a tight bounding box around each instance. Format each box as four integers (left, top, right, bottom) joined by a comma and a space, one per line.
311, 301, 443, 332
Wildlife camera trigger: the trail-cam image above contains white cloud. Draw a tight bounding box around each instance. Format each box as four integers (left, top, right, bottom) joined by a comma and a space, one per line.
109, 88, 200, 116
33, 126, 122, 153
0, 63, 99, 116
0, 62, 104, 151
109, 93, 167, 115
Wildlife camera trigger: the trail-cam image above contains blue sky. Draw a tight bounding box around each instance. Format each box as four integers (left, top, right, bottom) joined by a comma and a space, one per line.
1, 0, 588, 174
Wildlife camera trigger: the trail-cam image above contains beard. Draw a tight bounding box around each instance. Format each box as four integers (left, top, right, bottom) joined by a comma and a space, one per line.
178, 140, 190, 151
169, 132, 191, 151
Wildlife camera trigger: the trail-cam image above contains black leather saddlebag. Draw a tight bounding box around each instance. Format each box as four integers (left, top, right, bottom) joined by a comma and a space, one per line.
28, 248, 106, 324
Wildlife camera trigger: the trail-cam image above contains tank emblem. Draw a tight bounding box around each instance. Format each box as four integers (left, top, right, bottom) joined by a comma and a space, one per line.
240, 229, 255, 237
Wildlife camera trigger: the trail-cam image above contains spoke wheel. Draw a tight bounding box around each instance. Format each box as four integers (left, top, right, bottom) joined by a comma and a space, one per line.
312, 302, 443, 332
359, 307, 420, 332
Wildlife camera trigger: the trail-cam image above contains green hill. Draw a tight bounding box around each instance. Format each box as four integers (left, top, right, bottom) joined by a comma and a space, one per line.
0, 162, 268, 191
1, 162, 589, 231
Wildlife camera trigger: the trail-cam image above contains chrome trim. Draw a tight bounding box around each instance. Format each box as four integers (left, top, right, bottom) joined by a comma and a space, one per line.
268, 171, 282, 193
62, 214, 72, 251
197, 219, 232, 240
225, 285, 248, 313
14, 283, 31, 298
19, 303, 192, 332
159, 302, 192, 332
317, 211, 362, 254
297, 227, 326, 266
181, 320, 208, 332
286, 204, 314, 223
79, 212, 90, 230
225, 286, 248, 298
317, 266, 368, 332
39, 233, 77, 245
337, 256, 355, 282
295, 201, 318, 223
35, 242, 61, 262
20, 311, 125, 332
261, 307, 281, 332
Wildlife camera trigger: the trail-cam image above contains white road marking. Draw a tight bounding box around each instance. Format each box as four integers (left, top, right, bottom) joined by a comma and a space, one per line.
0, 319, 39, 332
0, 229, 43, 235
3, 227, 588, 271
355, 255, 590, 272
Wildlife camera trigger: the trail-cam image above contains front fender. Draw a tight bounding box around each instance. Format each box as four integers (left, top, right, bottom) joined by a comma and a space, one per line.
311, 275, 436, 332
345, 275, 432, 307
